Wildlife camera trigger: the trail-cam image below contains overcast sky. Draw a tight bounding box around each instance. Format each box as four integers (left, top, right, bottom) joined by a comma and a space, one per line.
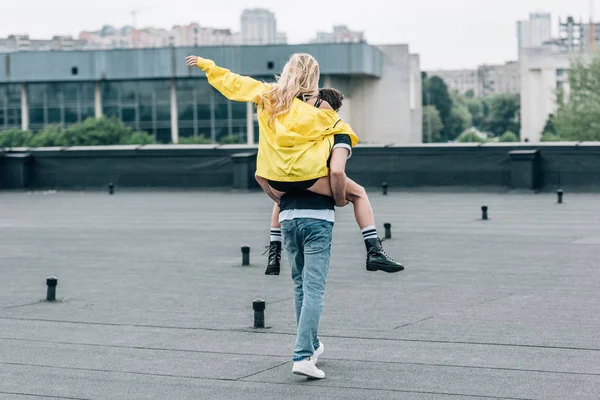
1, 0, 595, 69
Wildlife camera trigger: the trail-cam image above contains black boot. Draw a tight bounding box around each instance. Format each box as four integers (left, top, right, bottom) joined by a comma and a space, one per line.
365, 238, 404, 273
264, 241, 282, 275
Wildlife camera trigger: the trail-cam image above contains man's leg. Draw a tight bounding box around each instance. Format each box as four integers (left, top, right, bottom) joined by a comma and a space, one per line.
280, 220, 304, 328
292, 219, 333, 362
265, 203, 282, 275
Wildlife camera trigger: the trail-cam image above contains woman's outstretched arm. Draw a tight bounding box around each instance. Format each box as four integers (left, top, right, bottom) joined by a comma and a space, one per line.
186, 55, 270, 103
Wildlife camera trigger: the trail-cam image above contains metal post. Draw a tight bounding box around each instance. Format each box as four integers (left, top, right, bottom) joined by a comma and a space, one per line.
481, 206, 488, 220
384, 223, 392, 239
242, 246, 250, 266
46, 276, 57, 302
253, 299, 265, 328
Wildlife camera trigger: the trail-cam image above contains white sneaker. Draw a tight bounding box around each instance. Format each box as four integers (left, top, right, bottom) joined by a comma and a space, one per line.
313, 341, 324, 365
292, 357, 325, 379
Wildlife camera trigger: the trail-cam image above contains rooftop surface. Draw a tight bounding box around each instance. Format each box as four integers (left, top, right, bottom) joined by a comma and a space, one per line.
1, 189, 599, 399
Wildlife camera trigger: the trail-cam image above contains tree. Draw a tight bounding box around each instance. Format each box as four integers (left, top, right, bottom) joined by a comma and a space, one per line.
423, 76, 453, 141
445, 90, 473, 141
553, 54, 600, 141
457, 128, 487, 143
422, 106, 444, 143
542, 113, 557, 135
466, 97, 485, 129
499, 131, 519, 142
484, 94, 520, 136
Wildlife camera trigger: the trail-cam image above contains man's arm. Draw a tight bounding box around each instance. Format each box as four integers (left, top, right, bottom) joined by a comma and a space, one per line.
329, 147, 350, 207
185, 56, 270, 103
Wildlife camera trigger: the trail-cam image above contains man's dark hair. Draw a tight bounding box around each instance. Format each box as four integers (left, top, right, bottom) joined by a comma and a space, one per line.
318, 88, 344, 111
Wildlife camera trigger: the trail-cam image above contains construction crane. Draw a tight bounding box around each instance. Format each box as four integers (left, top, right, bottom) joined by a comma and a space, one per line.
130, 7, 150, 28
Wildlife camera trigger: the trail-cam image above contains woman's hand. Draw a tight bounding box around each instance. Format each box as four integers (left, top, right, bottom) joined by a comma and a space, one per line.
185, 55, 199, 66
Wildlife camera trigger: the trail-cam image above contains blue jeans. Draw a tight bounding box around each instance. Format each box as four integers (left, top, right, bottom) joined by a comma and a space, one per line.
280, 218, 334, 362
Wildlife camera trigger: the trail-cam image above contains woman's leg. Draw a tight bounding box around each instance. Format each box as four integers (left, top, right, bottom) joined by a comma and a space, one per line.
344, 178, 404, 273
255, 174, 281, 204
265, 203, 283, 275
345, 178, 375, 229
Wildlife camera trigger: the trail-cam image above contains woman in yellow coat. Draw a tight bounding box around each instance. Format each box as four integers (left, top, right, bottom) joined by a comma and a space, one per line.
185, 53, 404, 274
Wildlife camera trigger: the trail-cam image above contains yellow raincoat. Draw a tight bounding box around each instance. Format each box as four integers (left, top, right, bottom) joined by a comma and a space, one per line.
195, 58, 358, 182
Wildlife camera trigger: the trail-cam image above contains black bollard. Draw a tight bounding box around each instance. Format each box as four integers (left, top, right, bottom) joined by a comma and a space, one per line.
557, 189, 563, 204
108, 182, 115, 195
241, 246, 250, 266
253, 298, 265, 328
384, 223, 392, 239
481, 206, 488, 221
46, 276, 57, 302
382, 182, 388, 195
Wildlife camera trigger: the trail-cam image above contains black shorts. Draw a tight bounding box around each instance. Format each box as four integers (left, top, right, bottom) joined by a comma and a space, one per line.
268, 179, 319, 192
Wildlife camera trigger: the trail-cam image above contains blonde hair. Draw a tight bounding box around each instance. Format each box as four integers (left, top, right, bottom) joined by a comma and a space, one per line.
260, 53, 320, 127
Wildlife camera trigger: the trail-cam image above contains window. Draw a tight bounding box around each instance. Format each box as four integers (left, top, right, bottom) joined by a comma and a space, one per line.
27, 82, 95, 131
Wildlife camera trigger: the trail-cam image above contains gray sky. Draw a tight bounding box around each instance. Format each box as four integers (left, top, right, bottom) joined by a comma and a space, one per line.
1, 0, 595, 69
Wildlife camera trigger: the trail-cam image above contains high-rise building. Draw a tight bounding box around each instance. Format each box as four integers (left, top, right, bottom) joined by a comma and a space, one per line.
310, 25, 365, 44
426, 62, 520, 97
517, 12, 552, 54
425, 69, 481, 96
557, 17, 600, 53
240, 8, 278, 45
520, 47, 570, 142
479, 62, 521, 96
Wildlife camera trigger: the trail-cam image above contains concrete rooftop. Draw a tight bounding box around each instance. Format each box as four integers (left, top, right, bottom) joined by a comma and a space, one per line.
1, 189, 599, 399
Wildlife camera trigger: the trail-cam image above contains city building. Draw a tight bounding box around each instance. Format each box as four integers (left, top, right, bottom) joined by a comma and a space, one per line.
240, 8, 286, 45
0, 43, 422, 145
425, 69, 481, 96
427, 62, 520, 97
479, 61, 520, 96
520, 47, 570, 142
558, 16, 600, 53
80, 23, 237, 49
517, 12, 552, 54
310, 25, 365, 44
0, 35, 87, 53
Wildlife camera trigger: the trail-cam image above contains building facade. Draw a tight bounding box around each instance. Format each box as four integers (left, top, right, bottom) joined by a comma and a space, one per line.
240, 9, 283, 45
310, 25, 365, 44
425, 69, 480, 96
479, 62, 520, 96
427, 62, 520, 97
0, 35, 87, 53
0, 43, 422, 145
517, 12, 552, 55
520, 47, 571, 142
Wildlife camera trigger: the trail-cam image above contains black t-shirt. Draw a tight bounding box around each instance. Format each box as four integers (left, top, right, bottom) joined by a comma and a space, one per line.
279, 190, 335, 212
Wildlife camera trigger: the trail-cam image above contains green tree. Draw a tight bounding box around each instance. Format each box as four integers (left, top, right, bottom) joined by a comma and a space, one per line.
423, 76, 453, 141
553, 54, 600, 141
542, 113, 557, 135
499, 131, 519, 142
484, 94, 520, 136
457, 129, 487, 143
466, 97, 485, 129
0, 129, 34, 148
422, 105, 444, 143
445, 91, 473, 141
540, 132, 562, 142
178, 135, 213, 144
219, 135, 243, 144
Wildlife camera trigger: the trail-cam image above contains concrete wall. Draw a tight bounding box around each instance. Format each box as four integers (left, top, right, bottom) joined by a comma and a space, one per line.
348, 45, 413, 144
409, 54, 423, 144
2, 143, 600, 191
0, 43, 382, 83
520, 48, 571, 142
